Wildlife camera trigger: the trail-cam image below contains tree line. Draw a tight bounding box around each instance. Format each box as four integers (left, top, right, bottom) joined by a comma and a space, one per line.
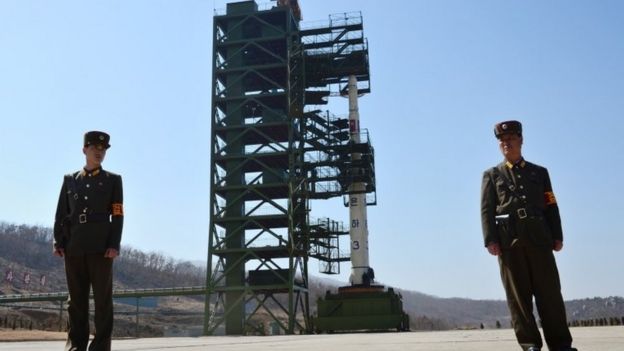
569, 317, 624, 327
0, 222, 206, 290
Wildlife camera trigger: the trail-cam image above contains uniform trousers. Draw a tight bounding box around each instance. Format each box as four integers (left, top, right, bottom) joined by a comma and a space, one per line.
64, 254, 113, 351
498, 245, 572, 351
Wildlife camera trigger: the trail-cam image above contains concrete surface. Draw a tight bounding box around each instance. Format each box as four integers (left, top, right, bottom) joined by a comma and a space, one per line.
1, 326, 621, 351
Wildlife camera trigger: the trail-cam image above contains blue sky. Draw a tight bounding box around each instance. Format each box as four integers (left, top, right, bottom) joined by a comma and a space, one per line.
1, 0, 623, 300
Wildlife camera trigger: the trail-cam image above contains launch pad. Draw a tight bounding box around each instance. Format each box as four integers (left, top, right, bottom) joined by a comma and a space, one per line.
5, 327, 622, 351
314, 285, 409, 333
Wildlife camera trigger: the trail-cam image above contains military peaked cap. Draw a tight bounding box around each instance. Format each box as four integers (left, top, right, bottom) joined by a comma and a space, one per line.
494, 120, 522, 138
84, 131, 111, 149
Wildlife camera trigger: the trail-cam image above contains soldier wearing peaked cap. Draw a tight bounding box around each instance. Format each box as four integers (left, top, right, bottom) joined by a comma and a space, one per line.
481, 121, 577, 351
53, 131, 123, 351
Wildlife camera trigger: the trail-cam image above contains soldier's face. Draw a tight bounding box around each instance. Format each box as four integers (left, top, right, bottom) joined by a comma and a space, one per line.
498, 134, 522, 161
83, 144, 107, 166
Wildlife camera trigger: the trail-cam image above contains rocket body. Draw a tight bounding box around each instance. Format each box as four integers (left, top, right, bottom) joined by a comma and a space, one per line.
347, 75, 373, 286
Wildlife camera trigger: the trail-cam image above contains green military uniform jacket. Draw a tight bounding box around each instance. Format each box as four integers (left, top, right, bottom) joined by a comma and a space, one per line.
481, 159, 562, 248
53, 167, 124, 255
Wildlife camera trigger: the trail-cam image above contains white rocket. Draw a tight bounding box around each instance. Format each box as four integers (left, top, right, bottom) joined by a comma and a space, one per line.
347, 75, 374, 286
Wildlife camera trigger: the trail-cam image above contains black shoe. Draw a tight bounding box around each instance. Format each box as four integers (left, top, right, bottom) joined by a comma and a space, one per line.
527, 347, 540, 351
559, 348, 577, 351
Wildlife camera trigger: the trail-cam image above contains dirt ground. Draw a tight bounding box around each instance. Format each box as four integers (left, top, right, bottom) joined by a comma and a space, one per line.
0, 328, 66, 341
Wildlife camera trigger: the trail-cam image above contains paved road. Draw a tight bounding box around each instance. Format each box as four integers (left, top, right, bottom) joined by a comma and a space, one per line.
2, 326, 622, 351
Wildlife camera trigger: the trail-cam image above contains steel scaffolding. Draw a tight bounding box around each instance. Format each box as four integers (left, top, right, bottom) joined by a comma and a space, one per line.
205, 1, 373, 335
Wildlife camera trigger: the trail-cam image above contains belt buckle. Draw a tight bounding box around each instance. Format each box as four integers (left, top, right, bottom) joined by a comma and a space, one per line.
517, 208, 527, 219
79, 214, 87, 224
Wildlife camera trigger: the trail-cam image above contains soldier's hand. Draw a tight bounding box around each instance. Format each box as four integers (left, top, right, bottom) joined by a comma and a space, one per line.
486, 242, 501, 256
104, 248, 119, 259
553, 240, 563, 252
53, 248, 65, 257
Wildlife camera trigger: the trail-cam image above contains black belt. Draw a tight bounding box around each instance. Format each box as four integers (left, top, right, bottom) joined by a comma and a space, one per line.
77, 213, 110, 224
514, 207, 542, 219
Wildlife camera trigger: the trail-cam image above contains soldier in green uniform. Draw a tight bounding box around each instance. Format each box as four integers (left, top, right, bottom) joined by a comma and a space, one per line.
53, 131, 124, 351
481, 121, 577, 351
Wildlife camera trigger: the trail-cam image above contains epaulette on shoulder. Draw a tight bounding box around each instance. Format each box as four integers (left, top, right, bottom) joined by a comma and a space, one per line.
524, 160, 545, 171
102, 170, 120, 178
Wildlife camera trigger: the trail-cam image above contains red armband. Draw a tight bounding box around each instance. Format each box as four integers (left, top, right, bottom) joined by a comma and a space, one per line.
544, 191, 557, 206
112, 203, 124, 216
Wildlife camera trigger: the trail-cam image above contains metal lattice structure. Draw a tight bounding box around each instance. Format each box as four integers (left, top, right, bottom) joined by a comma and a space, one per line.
205, 1, 373, 335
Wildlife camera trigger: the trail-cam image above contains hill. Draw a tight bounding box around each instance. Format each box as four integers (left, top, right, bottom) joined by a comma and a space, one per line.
0, 222, 206, 337
1, 222, 623, 335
